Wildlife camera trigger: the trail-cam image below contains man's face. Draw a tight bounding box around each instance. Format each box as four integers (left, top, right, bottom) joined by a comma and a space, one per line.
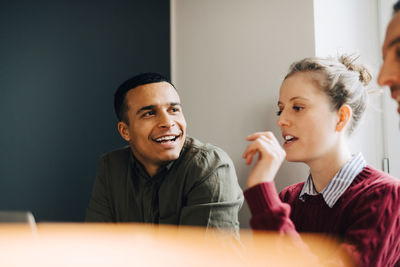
118, 82, 186, 175
378, 12, 400, 114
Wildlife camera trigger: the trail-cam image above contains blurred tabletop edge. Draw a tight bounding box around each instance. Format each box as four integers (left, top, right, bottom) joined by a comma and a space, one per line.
0, 223, 354, 267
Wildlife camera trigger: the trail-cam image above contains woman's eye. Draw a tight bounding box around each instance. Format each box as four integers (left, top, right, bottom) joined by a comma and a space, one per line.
293, 106, 304, 112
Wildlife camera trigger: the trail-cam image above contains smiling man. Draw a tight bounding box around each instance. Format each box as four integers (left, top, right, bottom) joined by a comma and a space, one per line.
378, 1, 400, 114
85, 73, 243, 230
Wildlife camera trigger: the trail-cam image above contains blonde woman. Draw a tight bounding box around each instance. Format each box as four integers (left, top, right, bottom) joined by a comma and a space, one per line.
243, 55, 400, 266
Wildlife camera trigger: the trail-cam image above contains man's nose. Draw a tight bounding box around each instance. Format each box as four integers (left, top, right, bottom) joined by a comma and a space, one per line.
158, 112, 175, 128
378, 60, 397, 87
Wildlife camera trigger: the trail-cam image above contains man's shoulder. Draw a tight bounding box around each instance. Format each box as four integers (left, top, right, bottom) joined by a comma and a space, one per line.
171, 136, 236, 181
182, 136, 232, 165
99, 146, 131, 166
175, 137, 240, 193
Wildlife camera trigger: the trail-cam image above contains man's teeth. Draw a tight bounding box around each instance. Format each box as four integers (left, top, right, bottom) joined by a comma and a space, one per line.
285, 135, 294, 141
155, 135, 178, 142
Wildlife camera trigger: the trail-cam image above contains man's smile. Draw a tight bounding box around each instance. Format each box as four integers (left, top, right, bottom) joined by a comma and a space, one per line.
150, 129, 184, 147
391, 87, 400, 113
152, 133, 182, 144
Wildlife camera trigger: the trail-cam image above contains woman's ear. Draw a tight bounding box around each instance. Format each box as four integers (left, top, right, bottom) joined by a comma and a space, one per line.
118, 121, 131, 142
336, 104, 352, 132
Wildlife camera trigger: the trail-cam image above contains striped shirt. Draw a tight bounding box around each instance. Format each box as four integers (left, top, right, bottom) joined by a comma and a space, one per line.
299, 153, 366, 208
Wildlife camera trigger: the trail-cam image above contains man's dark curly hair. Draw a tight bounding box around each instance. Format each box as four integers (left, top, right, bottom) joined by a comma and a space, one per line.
394, 0, 400, 14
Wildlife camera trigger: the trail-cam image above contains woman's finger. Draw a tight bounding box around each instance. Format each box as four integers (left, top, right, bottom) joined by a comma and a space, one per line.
245, 150, 257, 165
246, 131, 280, 145
243, 136, 275, 163
246, 131, 270, 140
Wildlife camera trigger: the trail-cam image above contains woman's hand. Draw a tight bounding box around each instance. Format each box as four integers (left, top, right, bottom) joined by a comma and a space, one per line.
243, 131, 286, 188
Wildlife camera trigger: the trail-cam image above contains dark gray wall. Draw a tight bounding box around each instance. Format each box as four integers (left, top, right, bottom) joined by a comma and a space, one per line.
0, 0, 170, 222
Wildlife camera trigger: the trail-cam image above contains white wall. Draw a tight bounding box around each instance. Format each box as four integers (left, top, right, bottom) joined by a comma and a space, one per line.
314, 0, 384, 171
171, 0, 315, 228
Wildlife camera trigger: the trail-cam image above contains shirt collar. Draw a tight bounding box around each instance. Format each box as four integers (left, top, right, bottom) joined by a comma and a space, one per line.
299, 153, 366, 208
128, 137, 191, 179
130, 152, 175, 180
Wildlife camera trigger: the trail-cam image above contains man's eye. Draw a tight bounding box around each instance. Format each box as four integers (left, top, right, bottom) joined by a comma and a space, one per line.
142, 111, 155, 117
171, 107, 180, 112
396, 48, 400, 60
276, 110, 282, 116
293, 106, 304, 111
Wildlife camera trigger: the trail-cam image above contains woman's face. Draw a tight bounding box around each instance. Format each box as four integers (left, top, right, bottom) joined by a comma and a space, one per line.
277, 72, 341, 164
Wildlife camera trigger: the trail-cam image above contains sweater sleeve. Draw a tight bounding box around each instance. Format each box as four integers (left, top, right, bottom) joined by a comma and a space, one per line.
244, 182, 296, 233
340, 181, 400, 267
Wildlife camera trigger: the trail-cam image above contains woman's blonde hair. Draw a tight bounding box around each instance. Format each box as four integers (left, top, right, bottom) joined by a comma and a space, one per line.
285, 55, 372, 135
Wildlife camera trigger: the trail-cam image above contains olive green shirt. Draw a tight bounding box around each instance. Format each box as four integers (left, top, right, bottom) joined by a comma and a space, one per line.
86, 137, 243, 230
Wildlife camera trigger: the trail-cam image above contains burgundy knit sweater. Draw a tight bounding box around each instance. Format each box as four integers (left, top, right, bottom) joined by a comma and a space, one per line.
244, 166, 400, 266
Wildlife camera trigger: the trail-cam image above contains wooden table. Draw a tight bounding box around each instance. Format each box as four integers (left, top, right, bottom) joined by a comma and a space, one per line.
0, 223, 353, 266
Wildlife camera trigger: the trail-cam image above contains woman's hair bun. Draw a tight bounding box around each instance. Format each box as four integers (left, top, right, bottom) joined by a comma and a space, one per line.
339, 54, 372, 86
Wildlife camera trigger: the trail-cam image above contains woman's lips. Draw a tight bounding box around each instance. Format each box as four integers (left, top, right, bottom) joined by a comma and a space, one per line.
282, 134, 298, 148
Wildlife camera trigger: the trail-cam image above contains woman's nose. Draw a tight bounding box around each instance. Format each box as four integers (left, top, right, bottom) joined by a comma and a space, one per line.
277, 110, 290, 127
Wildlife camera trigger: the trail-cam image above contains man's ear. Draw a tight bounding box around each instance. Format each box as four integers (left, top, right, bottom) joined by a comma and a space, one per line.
336, 104, 352, 132
117, 121, 131, 142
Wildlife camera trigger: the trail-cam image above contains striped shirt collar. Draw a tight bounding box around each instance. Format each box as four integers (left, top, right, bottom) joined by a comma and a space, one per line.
299, 153, 366, 208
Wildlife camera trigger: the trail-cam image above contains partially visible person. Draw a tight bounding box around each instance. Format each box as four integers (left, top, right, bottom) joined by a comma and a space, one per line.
86, 72, 243, 231
378, 0, 400, 114
243, 55, 400, 266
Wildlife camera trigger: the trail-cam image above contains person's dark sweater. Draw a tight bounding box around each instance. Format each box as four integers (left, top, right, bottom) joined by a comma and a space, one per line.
244, 166, 400, 266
